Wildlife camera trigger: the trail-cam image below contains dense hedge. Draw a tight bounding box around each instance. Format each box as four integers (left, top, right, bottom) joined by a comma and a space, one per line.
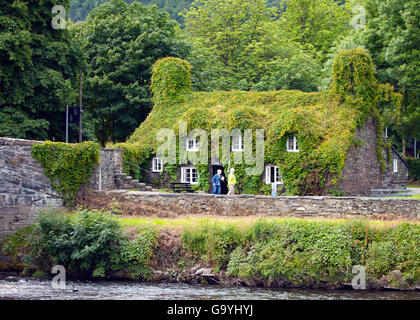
3, 212, 419, 289
31, 141, 100, 205
405, 158, 420, 181
118, 49, 401, 195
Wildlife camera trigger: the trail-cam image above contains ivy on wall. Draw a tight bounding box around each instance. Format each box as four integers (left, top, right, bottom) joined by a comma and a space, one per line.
117, 49, 402, 195
31, 141, 99, 205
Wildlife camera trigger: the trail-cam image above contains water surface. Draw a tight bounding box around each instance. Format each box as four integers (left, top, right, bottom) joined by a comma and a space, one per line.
0, 279, 418, 300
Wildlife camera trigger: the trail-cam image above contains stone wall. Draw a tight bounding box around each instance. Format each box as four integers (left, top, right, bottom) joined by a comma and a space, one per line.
83, 190, 420, 220
88, 149, 123, 191
0, 138, 63, 238
337, 118, 408, 196
0, 138, 123, 237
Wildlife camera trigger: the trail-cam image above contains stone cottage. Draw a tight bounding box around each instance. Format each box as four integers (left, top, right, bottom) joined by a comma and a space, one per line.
121, 49, 408, 196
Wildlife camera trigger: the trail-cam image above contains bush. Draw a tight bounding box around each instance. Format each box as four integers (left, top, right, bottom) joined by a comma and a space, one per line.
24, 210, 124, 277
120, 227, 158, 278
181, 221, 244, 271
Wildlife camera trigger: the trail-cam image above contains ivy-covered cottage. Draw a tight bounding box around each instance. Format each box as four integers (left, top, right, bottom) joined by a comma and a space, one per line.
119, 49, 408, 196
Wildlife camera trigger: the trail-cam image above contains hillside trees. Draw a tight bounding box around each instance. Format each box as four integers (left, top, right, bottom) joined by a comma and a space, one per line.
0, 0, 83, 140
72, 0, 189, 146
183, 0, 322, 91
363, 0, 420, 156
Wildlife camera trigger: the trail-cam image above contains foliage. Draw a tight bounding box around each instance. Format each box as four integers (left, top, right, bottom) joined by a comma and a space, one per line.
120, 227, 158, 278
124, 50, 400, 195
23, 210, 124, 277
182, 0, 322, 92
31, 141, 100, 205
151, 57, 192, 103
180, 218, 420, 287
71, 0, 189, 146
0, 0, 83, 141
69, 0, 195, 24
405, 158, 420, 182
363, 0, 420, 147
182, 221, 244, 271
4, 214, 419, 287
278, 0, 352, 60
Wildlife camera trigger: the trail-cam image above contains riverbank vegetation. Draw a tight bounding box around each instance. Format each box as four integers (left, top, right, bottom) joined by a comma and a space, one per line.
2, 210, 419, 290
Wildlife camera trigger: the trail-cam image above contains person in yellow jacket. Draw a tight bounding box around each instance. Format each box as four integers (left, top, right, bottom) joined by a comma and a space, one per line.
227, 168, 236, 195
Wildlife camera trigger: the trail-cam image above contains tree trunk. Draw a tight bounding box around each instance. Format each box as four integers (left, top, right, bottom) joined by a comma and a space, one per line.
402, 138, 406, 157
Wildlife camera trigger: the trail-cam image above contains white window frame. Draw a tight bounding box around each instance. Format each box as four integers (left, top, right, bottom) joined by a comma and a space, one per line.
152, 157, 162, 172
186, 138, 199, 152
181, 167, 198, 185
393, 158, 398, 173
232, 134, 243, 151
265, 165, 283, 184
286, 134, 299, 152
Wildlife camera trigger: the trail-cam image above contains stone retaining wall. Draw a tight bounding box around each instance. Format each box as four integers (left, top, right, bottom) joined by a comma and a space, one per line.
0, 138, 63, 238
0, 137, 122, 237
85, 190, 420, 220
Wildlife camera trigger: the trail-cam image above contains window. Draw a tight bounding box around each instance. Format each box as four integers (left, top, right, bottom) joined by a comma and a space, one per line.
232, 134, 243, 151
181, 167, 198, 184
393, 159, 398, 173
186, 138, 199, 151
152, 157, 162, 172
265, 166, 282, 184
286, 134, 299, 152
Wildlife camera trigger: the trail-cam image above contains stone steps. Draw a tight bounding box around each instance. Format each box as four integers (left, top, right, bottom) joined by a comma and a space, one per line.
114, 173, 154, 191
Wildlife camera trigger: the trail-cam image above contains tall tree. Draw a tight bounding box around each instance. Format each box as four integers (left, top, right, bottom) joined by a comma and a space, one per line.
183, 0, 322, 91
73, 0, 189, 146
0, 0, 83, 140
363, 0, 420, 155
278, 0, 352, 59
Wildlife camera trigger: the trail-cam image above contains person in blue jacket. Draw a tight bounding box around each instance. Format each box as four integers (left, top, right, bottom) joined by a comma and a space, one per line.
211, 169, 225, 194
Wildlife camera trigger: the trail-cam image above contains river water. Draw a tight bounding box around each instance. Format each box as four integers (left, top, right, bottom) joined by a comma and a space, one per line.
0, 278, 418, 300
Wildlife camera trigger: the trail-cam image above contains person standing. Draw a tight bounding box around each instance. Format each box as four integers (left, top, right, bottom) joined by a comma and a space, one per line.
227, 168, 236, 195
212, 169, 224, 194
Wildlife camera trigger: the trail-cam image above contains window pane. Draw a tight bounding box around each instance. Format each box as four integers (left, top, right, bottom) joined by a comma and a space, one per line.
192, 168, 198, 183
287, 135, 294, 150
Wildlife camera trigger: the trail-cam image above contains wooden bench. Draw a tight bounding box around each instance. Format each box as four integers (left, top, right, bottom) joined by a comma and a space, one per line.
170, 182, 194, 193
370, 188, 411, 197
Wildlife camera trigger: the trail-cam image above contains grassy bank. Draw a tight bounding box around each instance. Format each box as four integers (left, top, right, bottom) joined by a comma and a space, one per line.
1, 210, 419, 290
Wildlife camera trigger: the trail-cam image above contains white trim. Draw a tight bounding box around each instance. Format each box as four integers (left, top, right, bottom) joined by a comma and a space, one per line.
186, 138, 199, 151
286, 134, 299, 152
393, 158, 398, 173
152, 157, 162, 172
181, 167, 198, 185
232, 134, 243, 151
265, 165, 282, 184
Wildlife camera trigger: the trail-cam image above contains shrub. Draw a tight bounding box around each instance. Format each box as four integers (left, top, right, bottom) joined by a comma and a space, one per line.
24, 210, 124, 277
120, 227, 158, 278
405, 158, 420, 181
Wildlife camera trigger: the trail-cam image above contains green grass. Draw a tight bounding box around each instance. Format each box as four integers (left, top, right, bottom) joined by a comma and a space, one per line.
407, 185, 420, 188
391, 193, 420, 199
116, 216, 417, 232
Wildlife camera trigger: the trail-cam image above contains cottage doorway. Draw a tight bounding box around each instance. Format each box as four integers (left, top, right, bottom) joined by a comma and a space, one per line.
211, 165, 228, 194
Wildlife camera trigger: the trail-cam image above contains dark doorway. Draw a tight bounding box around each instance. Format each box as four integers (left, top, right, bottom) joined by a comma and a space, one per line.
212, 165, 228, 194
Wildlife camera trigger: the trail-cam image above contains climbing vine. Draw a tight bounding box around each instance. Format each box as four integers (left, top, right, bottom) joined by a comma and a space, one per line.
117, 50, 402, 195
31, 141, 99, 205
